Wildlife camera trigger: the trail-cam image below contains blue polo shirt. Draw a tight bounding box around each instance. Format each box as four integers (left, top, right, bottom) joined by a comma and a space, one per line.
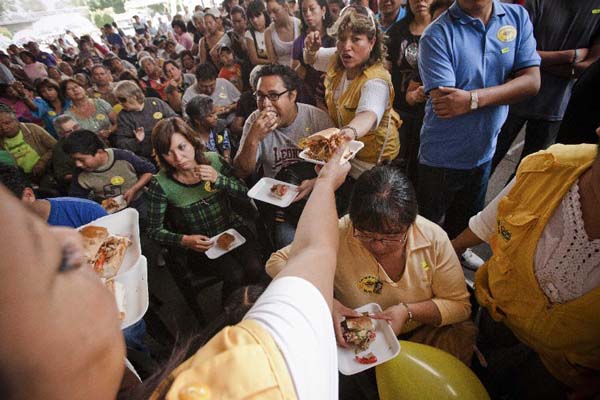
418, 1, 540, 169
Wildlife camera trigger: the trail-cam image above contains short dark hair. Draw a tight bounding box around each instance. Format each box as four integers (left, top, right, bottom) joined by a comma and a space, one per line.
171, 19, 187, 32
255, 64, 300, 93
0, 103, 16, 118
230, 5, 246, 18
195, 63, 218, 82
0, 164, 30, 198
348, 165, 418, 233
62, 130, 106, 156
247, 0, 271, 27
103, 23, 112, 29
186, 95, 214, 129
151, 117, 209, 173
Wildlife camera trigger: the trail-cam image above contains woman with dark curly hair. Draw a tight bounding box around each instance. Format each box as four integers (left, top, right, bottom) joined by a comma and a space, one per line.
304, 4, 401, 179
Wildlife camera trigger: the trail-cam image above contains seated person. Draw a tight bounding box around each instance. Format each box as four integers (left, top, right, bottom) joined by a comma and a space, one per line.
62, 129, 156, 220
267, 165, 476, 368
230, 64, 263, 138
0, 164, 107, 228
218, 45, 243, 92
51, 115, 78, 193
186, 95, 232, 163
163, 60, 196, 114
0, 150, 349, 399
147, 116, 264, 299
0, 103, 56, 183
181, 63, 240, 126
113, 80, 176, 161
234, 64, 334, 248
452, 136, 600, 399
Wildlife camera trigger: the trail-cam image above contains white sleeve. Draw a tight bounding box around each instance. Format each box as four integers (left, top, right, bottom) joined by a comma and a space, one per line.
469, 177, 516, 242
356, 79, 389, 129
313, 47, 337, 72
244, 276, 338, 400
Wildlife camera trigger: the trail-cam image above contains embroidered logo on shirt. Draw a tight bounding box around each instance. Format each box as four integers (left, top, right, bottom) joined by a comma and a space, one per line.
96, 113, 106, 120
357, 275, 383, 294
47, 110, 57, 116
501, 47, 510, 54
204, 181, 213, 192
497, 220, 512, 242
497, 25, 517, 42
421, 261, 430, 271
153, 111, 163, 120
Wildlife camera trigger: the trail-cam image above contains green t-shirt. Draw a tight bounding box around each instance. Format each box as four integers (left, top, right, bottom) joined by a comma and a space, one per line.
2, 130, 40, 173
0, 150, 16, 166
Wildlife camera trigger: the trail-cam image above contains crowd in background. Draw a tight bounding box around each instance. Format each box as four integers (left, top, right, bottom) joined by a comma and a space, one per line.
0, 0, 599, 398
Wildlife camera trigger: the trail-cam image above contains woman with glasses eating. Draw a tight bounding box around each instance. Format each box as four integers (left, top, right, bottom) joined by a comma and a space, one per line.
266, 165, 475, 395
303, 4, 401, 179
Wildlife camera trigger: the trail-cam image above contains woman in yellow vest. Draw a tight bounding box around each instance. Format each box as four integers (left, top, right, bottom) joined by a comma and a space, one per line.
0, 149, 351, 399
303, 4, 401, 179
453, 134, 600, 398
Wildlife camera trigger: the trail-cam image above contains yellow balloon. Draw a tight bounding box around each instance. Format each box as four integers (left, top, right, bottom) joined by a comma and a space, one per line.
376, 341, 489, 400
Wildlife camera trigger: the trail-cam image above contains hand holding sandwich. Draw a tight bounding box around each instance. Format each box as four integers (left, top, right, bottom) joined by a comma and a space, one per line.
249, 110, 278, 142
333, 298, 362, 348
181, 234, 214, 253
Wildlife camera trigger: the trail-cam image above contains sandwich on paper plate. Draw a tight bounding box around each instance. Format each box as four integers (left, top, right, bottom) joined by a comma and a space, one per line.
342, 314, 378, 364
299, 128, 353, 163
79, 225, 131, 320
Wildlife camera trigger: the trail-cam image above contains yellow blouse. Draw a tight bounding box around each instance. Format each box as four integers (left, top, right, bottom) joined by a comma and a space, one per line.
267, 215, 471, 332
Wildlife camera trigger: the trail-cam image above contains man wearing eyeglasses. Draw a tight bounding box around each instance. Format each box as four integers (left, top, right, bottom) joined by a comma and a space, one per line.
234, 64, 333, 181
234, 64, 334, 248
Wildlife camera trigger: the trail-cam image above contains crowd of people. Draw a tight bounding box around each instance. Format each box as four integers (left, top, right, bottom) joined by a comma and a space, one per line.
0, 0, 599, 399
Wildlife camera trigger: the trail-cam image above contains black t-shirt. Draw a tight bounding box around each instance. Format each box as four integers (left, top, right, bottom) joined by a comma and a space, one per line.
556, 58, 600, 144
386, 19, 424, 118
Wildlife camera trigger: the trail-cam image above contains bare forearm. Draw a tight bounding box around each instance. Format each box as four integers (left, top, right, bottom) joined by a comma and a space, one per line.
232, 140, 259, 178
347, 111, 377, 138
276, 177, 340, 309
478, 67, 540, 108
538, 49, 576, 66
451, 227, 483, 257
407, 300, 442, 326
132, 173, 153, 192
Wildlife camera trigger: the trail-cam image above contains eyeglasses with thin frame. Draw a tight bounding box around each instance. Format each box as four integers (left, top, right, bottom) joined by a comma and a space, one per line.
353, 227, 409, 246
254, 90, 289, 103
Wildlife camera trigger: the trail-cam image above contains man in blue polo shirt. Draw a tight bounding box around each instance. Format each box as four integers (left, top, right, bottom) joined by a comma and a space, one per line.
417, 0, 540, 240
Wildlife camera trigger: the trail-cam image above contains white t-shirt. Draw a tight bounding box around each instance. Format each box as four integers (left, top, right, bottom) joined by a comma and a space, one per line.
181, 78, 241, 119
245, 30, 269, 60
245, 276, 339, 400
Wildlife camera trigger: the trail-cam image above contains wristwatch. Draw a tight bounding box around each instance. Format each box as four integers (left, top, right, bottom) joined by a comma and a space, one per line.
470, 90, 479, 111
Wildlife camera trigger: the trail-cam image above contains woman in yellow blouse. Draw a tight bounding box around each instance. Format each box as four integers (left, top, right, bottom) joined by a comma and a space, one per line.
267, 165, 476, 364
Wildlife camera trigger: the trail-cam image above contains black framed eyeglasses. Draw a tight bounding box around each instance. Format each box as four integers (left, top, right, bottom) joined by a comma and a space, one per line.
353, 227, 409, 246
254, 90, 289, 103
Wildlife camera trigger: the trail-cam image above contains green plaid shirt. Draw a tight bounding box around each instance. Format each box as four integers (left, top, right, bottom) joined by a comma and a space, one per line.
147, 152, 247, 246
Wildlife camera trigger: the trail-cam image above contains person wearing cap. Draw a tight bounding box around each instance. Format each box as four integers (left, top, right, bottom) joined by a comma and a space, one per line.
199, 8, 232, 69
217, 45, 243, 92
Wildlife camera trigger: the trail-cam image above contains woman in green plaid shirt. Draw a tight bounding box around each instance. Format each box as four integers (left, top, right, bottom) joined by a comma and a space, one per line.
147, 117, 264, 296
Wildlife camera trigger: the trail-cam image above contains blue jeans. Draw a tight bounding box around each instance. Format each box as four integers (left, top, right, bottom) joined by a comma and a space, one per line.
123, 319, 149, 354
416, 161, 492, 239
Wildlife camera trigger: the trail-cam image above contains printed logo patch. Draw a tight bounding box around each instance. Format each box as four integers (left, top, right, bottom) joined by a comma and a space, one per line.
497, 25, 517, 42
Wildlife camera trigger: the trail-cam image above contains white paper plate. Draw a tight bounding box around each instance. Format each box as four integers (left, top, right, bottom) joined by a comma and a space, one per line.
106, 195, 128, 214
248, 177, 299, 208
113, 255, 149, 329
338, 303, 401, 375
80, 208, 141, 276
299, 140, 365, 165
205, 228, 246, 259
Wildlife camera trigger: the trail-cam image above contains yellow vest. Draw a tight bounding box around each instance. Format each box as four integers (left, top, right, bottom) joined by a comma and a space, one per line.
475, 144, 600, 387
153, 320, 297, 399
324, 60, 401, 164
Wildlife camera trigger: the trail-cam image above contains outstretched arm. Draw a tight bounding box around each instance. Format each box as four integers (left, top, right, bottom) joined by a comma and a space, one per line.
274, 149, 350, 310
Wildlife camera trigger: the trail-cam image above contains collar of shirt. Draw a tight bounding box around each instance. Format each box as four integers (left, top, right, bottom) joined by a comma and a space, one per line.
377, 7, 407, 33
448, 0, 506, 25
